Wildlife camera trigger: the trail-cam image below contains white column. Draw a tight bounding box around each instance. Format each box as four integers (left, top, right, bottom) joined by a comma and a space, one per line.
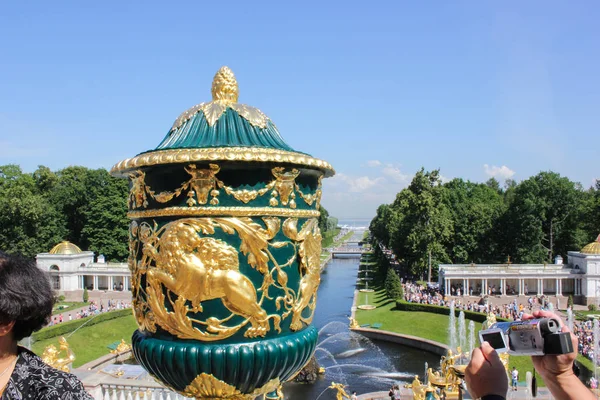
466, 279, 470, 295
125, 276, 130, 291
481, 279, 485, 295
518, 279, 523, 296
539, 279, 544, 295
93, 276, 98, 291
502, 279, 506, 295
109, 276, 114, 291
80, 275, 84, 290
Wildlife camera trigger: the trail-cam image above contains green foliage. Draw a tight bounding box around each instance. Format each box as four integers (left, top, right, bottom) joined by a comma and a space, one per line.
588, 304, 597, 311
0, 165, 67, 257
321, 228, 341, 249
83, 287, 89, 303
32, 308, 132, 341
385, 269, 403, 300
0, 165, 129, 261
568, 295, 574, 309
57, 295, 66, 302
388, 169, 453, 278
318, 206, 330, 234
370, 169, 598, 271
81, 170, 129, 261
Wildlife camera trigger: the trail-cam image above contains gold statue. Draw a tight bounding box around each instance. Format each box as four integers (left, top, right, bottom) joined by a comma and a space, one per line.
328, 382, 351, 400
482, 312, 497, 330
348, 317, 360, 329
110, 339, 132, 354
405, 375, 441, 400
42, 337, 75, 372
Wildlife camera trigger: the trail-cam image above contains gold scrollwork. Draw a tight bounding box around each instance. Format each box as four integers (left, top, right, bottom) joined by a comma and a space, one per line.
294, 175, 323, 208
129, 216, 322, 340
282, 218, 322, 330
183, 373, 280, 400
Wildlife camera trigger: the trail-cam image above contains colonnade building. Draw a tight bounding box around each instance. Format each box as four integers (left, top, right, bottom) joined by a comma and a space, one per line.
439, 236, 600, 305
36, 241, 131, 295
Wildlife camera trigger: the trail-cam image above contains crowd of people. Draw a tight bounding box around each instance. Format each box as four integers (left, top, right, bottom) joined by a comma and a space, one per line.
403, 280, 560, 321
48, 299, 131, 326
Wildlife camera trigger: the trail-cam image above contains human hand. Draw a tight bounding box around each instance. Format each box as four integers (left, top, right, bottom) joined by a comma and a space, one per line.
465, 341, 508, 399
521, 310, 577, 382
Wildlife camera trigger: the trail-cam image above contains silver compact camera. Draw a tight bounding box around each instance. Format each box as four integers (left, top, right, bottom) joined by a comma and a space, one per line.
479, 318, 574, 356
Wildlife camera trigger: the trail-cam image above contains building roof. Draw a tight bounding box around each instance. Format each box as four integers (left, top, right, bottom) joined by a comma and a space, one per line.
581, 235, 600, 255
49, 241, 82, 255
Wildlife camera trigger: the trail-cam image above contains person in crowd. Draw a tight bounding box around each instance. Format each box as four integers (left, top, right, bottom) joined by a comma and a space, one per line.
465, 310, 595, 400
511, 367, 519, 391
0, 251, 92, 399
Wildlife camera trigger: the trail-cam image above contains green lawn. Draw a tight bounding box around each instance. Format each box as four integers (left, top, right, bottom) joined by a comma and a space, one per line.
52, 302, 88, 315
355, 289, 542, 385
32, 314, 138, 367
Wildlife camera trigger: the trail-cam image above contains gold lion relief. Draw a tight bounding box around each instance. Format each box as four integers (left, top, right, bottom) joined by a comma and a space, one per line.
132, 216, 322, 340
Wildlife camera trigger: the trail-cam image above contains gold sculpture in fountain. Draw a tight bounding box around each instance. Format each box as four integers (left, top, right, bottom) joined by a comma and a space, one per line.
425, 347, 470, 400
110, 339, 132, 354
482, 312, 497, 330
404, 375, 440, 400
348, 317, 360, 329
328, 382, 351, 400
42, 336, 75, 372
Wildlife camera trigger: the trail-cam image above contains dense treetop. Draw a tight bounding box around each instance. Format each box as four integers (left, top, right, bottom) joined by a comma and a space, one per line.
370, 168, 600, 279
0, 164, 129, 260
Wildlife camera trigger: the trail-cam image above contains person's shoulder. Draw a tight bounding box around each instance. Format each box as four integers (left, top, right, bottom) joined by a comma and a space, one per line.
17, 348, 93, 399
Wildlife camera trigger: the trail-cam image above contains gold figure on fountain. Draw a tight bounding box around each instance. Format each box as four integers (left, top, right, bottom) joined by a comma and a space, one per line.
348, 317, 360, 329
110, 339, 132, 354
328, 382, 351, 400
426, 347, 469, 399
405, 375, 440, 400
42, 337, 75, 372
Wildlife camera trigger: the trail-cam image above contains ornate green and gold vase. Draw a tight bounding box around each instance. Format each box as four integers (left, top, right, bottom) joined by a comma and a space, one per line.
111, 67, 334, 399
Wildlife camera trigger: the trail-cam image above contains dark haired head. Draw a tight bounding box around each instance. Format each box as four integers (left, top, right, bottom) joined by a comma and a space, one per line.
0, 252, 54, 341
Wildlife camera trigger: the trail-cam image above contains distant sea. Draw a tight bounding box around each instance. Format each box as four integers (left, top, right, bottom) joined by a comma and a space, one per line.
337, 218, 372, 229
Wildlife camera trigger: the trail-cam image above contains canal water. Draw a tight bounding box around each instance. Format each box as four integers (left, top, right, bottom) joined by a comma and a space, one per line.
283, 251, 440, 399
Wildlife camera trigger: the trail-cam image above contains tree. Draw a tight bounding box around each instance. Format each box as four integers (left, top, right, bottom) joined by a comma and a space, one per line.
0, 165, 66, 257
319, 206, 330, 234
388, 169, 453, 278
443, 179, 504, 263
504, 172, 586, 263
81, 172, 129, 261
385, 269, 404, 300
83, 287, 89, 303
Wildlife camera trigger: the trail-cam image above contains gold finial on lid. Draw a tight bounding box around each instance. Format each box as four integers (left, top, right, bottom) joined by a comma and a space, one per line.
211, 66, 239, 103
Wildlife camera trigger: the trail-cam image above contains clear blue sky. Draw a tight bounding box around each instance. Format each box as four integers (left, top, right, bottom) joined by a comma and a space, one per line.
1, 1, 598, 219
